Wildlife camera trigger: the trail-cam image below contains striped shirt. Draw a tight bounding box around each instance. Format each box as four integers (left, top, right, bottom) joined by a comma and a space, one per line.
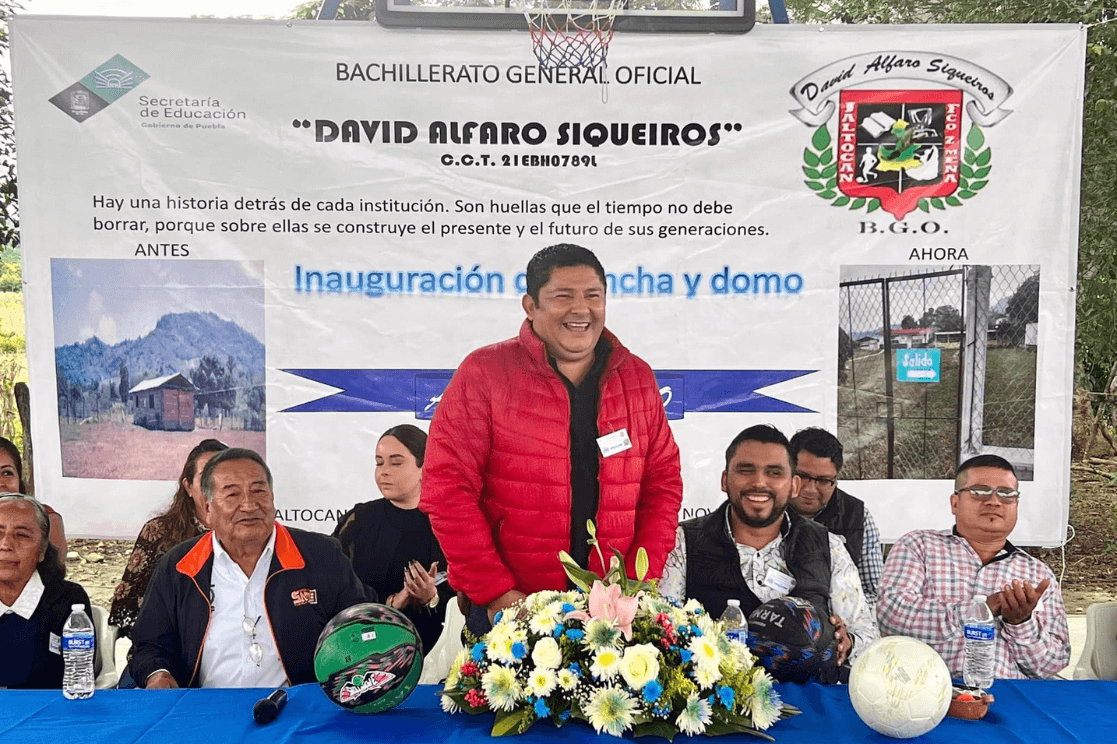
877, 529, 1070, 679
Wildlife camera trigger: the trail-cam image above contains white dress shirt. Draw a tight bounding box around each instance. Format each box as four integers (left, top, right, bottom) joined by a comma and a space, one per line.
0, 569, 44, 619
199, 528, 288, 688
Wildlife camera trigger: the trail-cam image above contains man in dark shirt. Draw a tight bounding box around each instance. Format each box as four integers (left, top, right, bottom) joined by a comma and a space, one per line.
422, 244, 683, 636
787, 428, 884, 607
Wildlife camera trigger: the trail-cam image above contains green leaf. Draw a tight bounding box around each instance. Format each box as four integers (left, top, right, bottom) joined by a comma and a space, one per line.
635, 547, 649, 582
832, 196, 850, 207
970, 179, 988, 191
703, 721, 775, 741
805, 181, 825, 192
967, 125, 985, 150
825, 177, 837, 189
492, 708, 535, 737
964, 150, 977, 165
961, 163, 975, 179
972, 166, 991, 180
850, 198, 866, 210
558, 551, 597, 592
812, 125, 831, 150
866, 199, 880, 213
959, 190, 976, 199
946, 195, 962, 207
918, 199, 930, 213
820, 163, 837, 178
803, 148, 819, 167
633, 720, 678, 740
818, 190, 836, 199
819, 149, 833, 165
802, 165, 821, 179
975, 148, 992, 167
931, 198, 945, 210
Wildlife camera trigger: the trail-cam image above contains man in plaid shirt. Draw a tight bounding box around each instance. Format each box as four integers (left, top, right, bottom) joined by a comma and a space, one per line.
878, 454, 1070, 679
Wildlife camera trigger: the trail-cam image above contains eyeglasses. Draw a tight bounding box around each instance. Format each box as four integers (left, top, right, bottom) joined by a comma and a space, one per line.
243, 615, 263, 666
954, 486, 1020, 504
796, 473, 837, 489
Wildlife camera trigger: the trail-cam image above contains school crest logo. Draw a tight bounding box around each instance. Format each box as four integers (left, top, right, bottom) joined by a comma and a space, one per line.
790, 53, 1010, 220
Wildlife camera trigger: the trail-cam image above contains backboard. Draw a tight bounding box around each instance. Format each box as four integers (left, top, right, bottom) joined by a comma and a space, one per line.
374, 0, 756, 34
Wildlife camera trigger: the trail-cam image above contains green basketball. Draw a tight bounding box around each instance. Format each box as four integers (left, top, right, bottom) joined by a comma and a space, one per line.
314, 603, 424, 714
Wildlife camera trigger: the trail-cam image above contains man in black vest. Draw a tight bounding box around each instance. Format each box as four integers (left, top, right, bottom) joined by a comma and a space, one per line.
788, 427, 884, 608
659, 424, 879, 675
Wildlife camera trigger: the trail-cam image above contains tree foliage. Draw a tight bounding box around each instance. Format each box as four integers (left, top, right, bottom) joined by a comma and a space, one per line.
192, 354, 237, 416
0, 2, 22, 254
288, 0, 374, 20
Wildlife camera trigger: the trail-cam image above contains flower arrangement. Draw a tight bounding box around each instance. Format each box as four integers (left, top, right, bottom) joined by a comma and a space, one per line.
439, 523, 799, 739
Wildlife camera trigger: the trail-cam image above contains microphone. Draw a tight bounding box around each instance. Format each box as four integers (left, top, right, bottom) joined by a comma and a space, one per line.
253, 689, 288, 724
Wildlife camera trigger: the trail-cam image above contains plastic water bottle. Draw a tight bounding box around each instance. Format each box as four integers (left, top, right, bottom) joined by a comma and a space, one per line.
962, 594, 996, 690
62, 604, 95, 699
721, 599, 748, 645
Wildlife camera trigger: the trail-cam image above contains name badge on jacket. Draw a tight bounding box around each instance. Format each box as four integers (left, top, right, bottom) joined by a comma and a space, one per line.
597, 429, 632, 458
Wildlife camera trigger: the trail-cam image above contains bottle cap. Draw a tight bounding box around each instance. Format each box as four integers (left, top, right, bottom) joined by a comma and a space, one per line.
973, 594, 987, 603
71, 604, 84, 611
727, 599, 740, 607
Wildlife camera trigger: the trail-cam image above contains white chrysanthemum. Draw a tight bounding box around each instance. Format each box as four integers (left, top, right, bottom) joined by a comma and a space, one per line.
584, 617, 623, 650
487, 624, 528, 665
682, 598, 704, 615
557, 668, 579, 691
526, 667, 558, 698
531, 637, 563, 670
584, 686, 638, 737
528, 602, 563, 636
481, 666, 523, 712
618, 643, 661, 689
677, 693, 712, 736
440, 694, 461, 714
748, 670, 782, 729
445, 647, 471, 688
696, 613, 719, 638
671, 608, 690, 629
486, 625, 515, 664
590, 647, 622, 680
693, 664, 721, 688
688, 635, 721, 673
731, 640, 756, 670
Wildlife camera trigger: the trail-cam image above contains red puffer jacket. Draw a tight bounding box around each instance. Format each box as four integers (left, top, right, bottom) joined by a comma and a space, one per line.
421, 320, 683, 606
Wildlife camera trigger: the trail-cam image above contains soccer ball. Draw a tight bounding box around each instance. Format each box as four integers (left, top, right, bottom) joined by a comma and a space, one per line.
848, 636, 952, 738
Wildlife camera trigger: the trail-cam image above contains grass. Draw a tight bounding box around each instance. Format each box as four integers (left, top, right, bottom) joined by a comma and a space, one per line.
838, 345, 1036, 480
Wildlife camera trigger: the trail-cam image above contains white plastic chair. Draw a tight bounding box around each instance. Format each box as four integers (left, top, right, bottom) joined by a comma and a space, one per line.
419, 601, 466, 685
1072, 602, 1117, 680
91, 604, 120, 689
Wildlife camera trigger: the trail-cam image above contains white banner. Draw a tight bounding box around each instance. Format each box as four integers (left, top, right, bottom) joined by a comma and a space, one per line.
11, 18, 1084, 545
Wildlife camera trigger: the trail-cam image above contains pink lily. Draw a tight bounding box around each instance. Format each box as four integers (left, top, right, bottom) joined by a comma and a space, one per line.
564, 581, 641, 640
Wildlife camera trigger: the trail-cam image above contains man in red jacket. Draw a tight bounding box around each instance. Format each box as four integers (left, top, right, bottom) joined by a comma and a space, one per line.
422, 244, 683, 635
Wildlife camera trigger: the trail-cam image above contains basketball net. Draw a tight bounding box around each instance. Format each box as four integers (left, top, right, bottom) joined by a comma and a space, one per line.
522, 0, 621, 101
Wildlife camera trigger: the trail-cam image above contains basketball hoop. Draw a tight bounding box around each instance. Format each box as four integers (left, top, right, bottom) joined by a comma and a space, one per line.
522, 0, 622, 70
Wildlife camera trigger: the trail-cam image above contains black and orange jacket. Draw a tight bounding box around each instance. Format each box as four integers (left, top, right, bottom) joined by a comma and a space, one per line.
127, 524, 368, 687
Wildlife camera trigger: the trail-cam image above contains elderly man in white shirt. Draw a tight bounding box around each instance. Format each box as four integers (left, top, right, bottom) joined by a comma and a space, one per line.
129, 448, 368, 688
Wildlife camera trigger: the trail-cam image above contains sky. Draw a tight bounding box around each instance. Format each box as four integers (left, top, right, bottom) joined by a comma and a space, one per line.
20, 0, 303, 19
51, 259, 265, 347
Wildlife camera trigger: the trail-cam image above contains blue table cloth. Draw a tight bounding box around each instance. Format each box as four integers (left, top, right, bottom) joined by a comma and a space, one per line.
1, 680, 1114, 743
